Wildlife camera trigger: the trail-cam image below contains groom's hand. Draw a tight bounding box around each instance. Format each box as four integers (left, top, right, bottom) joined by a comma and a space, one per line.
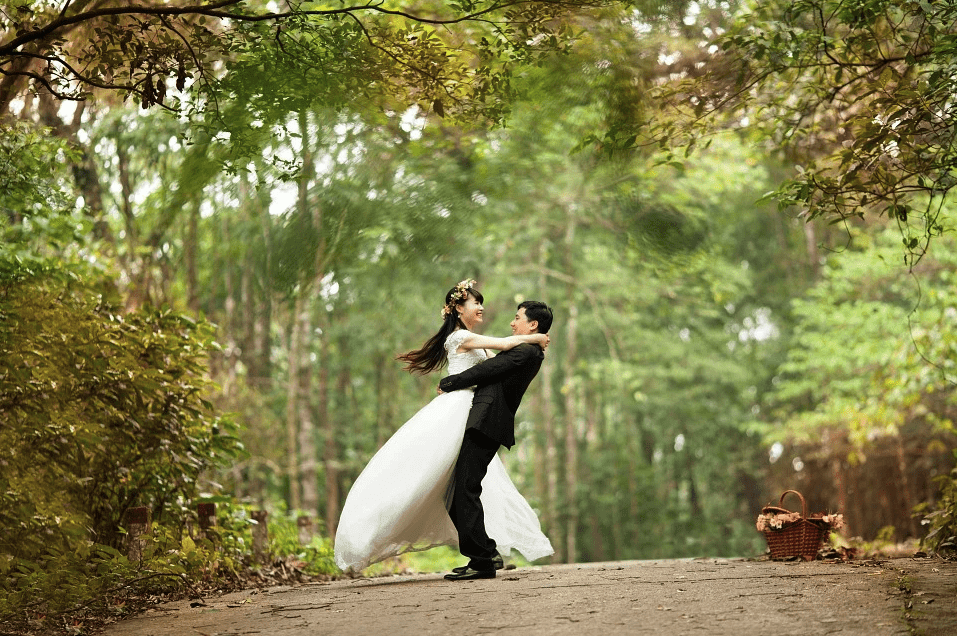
436, 385, 445, 394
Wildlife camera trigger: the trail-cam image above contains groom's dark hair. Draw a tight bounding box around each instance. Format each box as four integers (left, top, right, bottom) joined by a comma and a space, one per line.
518, 300, 553, 334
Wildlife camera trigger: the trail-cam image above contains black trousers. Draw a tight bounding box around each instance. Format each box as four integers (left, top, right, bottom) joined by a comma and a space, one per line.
448, 428, 500, 571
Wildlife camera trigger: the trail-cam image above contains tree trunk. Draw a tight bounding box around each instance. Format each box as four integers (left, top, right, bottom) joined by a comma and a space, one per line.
826, 430, 848, 532
114, 134, 136, 277
584, 389, 602, 561
240, 254, 255, 372
185, 198, 200, 314
684, 451, 701, 522
563, 301, 579, 563
896, 436, 918, 539
255, 160, 274, 384
298, 305, 319, 517
37, 95, 113, 243
0, 57, 38, 112
257, 279, 273, 386
220, 212, 237, 393
239, 171, 257, 374
375, 353, 393, 448
803, 220, 820, 277
628, 419, 642, 556
536, 257, 560, 560
288, 109, 323, 519
325, 334, 349, 536
286, 298, 303, 512
530, 386, 548, 545
562, 213, 579, 564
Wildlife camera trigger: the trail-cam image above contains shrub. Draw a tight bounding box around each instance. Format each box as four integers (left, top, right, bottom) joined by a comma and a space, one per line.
0, 261, 242, 554
919, 450, 957, 555
265, 512, 338, 576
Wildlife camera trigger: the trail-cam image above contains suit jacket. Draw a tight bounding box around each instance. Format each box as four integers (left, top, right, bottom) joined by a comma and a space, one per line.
439, 343, 545, 449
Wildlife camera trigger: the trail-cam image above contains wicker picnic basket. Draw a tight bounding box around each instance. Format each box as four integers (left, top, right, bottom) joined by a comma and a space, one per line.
758, 490, 827, 561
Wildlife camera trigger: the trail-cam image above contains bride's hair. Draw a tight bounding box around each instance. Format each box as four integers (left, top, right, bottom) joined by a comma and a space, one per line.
397, 284, 484, 375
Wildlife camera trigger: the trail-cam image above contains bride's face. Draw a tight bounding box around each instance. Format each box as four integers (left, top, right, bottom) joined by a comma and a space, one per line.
456, 294, 484, 329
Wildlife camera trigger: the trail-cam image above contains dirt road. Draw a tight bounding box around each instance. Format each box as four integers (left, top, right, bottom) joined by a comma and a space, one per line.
102, 556, 956, 635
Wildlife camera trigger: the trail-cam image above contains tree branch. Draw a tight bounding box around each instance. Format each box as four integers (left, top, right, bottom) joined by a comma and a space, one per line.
0, 67, 79, 101
0, 1, 602, 57
16, 51, 137, 93
0, 1, 242, 55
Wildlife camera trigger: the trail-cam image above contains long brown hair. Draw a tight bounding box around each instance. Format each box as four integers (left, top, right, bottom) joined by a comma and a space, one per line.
397, 286, 484, 375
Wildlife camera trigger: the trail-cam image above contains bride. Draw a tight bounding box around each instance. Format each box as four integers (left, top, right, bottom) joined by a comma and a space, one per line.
334, 279, 553, 572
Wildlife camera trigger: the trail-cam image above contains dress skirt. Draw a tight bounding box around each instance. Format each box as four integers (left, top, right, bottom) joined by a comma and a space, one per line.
334, 389, 553, 571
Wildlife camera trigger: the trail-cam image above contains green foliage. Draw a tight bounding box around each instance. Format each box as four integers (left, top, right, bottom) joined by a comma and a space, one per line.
265, 513, 337, 576
0, 121, 88, 261
766, 227, 957, 447
0, 501, 333, 631
0, 542, 155, 628
919, 451, 957, 554
651, 0, 957, 259
1, 1, 619, 126
0, 262, 242, 556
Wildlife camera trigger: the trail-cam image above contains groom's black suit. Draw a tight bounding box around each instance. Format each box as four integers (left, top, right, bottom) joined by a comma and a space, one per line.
439, 343, 545, 571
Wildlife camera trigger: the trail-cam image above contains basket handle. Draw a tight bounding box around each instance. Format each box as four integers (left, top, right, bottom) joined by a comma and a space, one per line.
778, 490, 808, 517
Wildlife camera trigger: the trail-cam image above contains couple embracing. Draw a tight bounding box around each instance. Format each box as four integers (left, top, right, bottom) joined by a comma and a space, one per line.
334, 279, 554, 580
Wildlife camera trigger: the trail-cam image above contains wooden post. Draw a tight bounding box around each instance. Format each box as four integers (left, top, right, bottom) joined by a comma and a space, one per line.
126, 506, 151, 561
251, 510, 269, 564
297, 514, 313, 545
197, 502, 216, 540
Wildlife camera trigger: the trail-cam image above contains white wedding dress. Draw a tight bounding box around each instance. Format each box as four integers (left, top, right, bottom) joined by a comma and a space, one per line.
333, 329, 553, 571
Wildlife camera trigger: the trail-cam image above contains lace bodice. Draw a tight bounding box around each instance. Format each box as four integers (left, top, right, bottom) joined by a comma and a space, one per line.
445, 330, 488, 375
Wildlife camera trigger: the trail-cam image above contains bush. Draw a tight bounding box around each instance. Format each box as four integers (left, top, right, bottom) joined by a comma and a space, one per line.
265, 512, 338, 576
0, 261, 242, 554
919, 450, 957, 555
0, 514, 251, 631
0, 260, 247, 631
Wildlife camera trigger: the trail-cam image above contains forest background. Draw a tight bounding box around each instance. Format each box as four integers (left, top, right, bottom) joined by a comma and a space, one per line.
3, 0, 957, 631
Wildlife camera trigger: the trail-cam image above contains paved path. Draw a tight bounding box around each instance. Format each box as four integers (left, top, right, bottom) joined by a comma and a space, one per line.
103, 557, 956, 635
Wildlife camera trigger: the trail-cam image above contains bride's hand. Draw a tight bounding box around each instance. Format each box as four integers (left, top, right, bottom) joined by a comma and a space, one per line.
534, 333, 550, 350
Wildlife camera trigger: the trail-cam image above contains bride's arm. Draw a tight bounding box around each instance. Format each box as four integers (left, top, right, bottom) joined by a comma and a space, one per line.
457, 332, 549, 352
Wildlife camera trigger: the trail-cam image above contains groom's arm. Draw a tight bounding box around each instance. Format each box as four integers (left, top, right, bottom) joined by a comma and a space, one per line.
439, 344, 539, 392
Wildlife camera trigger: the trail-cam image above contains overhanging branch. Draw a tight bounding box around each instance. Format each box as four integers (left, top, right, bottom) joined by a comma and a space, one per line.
0, 1, 601, 57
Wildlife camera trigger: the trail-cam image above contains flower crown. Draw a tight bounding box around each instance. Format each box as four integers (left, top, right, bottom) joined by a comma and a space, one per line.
441, 279, 477, 319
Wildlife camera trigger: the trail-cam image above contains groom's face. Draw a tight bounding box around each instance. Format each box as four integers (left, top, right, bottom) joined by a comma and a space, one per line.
510, 308, 538, 335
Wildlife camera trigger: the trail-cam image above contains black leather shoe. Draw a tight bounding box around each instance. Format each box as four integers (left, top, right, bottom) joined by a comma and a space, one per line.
444, 567, 496, 581
451, 554, 504, 574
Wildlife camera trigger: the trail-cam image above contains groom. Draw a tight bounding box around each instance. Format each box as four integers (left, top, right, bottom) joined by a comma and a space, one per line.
438, 300, 553, 581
